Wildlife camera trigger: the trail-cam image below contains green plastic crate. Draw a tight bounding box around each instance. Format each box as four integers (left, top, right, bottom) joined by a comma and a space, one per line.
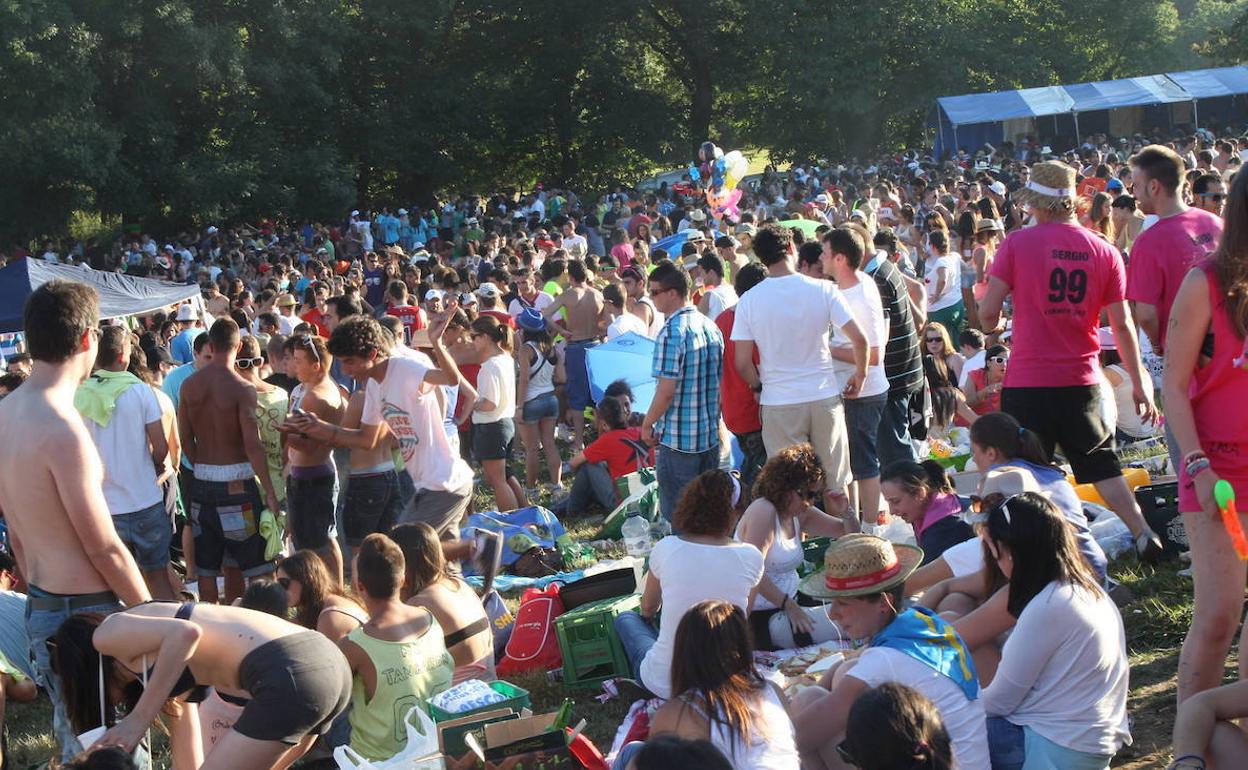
799, 536, 833, 577
427, 680, 530, 723
555, 593, 641, 689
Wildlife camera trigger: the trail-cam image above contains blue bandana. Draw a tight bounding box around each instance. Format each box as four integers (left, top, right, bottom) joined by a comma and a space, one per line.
870, 607, 980, 700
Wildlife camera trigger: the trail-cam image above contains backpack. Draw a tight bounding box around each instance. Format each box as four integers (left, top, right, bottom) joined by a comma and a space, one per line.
496, 583, 565, 676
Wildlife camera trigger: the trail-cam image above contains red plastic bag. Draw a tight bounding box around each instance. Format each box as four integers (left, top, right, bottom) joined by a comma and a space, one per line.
496, 582, 565, 675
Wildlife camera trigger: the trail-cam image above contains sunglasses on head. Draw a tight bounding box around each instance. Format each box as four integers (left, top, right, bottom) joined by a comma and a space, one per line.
296, 335, 320, 364
235, 357, 264, 370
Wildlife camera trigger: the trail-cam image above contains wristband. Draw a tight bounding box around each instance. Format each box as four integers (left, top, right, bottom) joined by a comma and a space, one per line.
1186, 458, 1212, 479
1169, 756, 1206, 770
1184, 450, 1209, 464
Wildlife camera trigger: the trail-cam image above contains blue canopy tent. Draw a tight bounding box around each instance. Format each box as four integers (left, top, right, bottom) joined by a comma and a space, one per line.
931, 66, 1248, 159
934, 86, 1074, 158
0, 259, 200, 333
1167, 66, 1248, 128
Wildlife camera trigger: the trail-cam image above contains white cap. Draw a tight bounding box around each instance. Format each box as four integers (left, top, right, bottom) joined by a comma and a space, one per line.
351, 209, 360, 217
162, 244, 175, 252
398, 208, 408, 215
424, 289, 445, 302
475, 282, 501, 298
989, 181, 1007, 196
815, 193, 829, 204
175, 304, 199, 321
206, 226, 218, 234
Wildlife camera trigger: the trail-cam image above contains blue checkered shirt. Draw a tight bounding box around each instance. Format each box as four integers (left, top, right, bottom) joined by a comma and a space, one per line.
651, 305, 724, 453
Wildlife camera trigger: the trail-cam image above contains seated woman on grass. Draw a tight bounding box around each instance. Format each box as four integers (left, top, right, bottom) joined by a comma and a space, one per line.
390, 522, 495, 684
612, 600, 800, 770
789, 534, 988, 770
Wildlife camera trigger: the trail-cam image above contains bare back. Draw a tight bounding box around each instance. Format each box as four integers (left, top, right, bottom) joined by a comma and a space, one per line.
288, 376, 344, 467
179, 365, 256, 466
559, 285, 605, 341
0, 384, 117, 593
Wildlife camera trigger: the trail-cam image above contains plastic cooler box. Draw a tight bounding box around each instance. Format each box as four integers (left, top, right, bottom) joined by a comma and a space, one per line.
427, 680, 530, 722
1135, 481, 1185, 559
555, 593, 641, 689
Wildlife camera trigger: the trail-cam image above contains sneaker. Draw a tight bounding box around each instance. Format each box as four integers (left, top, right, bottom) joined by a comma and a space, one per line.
472, 530, 504, 595
1135, 529, 1164, 563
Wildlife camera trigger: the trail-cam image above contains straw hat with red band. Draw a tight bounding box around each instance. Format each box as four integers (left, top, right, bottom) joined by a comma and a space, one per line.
798, 533, 924, 599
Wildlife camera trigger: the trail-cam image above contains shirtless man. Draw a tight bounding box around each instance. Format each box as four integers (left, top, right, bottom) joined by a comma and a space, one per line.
542, 258, 604, 452
0, 281, 150, 760
620, 265, 663, 336
179, 318, 282, 604
284, 333, 347, 583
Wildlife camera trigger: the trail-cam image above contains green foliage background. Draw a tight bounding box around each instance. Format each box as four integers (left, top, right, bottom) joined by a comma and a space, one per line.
1, 0, 1243, 241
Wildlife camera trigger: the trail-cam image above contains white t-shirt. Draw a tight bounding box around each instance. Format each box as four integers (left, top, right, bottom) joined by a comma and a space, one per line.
850, 647, 990, 770
507, 292, 554, 317
85, 382, 164, 515
640, 537, 764, 698
829, 273, 889, 399
730, 273, 856, 406
925, 253, 962, 312
362, 356, 473, 492
562, 234, 588, 258
940, 537, 983, 577
472, 353, 516, 424
957, 349, 986, 389
606, 312, 648, 340
276, 313, 298, 335
982, 581, 1131, 755
704, 283, 739, 322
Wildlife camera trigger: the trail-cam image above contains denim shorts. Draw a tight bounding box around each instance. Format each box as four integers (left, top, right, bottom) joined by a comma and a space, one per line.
843, 393, 888, 480
286, 466, 339, 551
113, 501, 173, 572
189, 477, 273, 577
520, 392, 559, 424
344, 469, 403, 546
473, 418, 516, 462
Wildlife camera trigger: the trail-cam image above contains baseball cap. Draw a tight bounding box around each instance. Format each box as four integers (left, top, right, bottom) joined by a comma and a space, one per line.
475, 282, 501, 298
206, 226, 218, 234
424, 289, 445, 302
175, 304, 199, 321
398, 208, 408, 215
989, 181, 1008, 196
1107, 178, 1124, 192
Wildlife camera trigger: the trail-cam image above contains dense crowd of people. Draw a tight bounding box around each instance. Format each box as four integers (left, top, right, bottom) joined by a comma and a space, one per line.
0, 125, 1246, 770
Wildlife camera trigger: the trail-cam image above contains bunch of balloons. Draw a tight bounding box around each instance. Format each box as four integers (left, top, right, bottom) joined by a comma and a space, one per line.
689, 141, 748, 222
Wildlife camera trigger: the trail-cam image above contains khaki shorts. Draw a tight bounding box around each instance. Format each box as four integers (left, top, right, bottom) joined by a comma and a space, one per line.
760, 395, 851, 490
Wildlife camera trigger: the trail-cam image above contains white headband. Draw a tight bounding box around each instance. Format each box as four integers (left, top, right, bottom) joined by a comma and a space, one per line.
1025, 180, 1074, 198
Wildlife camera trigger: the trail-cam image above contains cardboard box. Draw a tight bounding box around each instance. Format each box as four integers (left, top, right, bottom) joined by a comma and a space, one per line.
459, 712, 576, 770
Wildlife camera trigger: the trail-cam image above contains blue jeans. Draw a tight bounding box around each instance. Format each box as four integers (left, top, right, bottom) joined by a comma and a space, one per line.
656, 444, 720, 527
25, 586, 148, 766
877, 390, 918, 471
987, 718, 1113, 770
552, 461, 616, 516
112, 501, 173, 572
844, 393, 888, 480
733, 430, 768, 504
613, 611, 659, 682
613, 741, 645, 770
343, 469, 403, 546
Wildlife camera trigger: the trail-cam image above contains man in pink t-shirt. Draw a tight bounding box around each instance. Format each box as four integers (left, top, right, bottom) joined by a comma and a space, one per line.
980, 161, 1164, 562
1126, 144, 1224, 352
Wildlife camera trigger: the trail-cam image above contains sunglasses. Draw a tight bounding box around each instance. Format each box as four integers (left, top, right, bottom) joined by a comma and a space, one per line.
1198, 193, 1225, 202
989, 356, 1008, 365
235, 357, 264, 370
925, 337, 943, 344
836, 741, 856, 766
801, 487, 822, 502
295, 335, 320, 364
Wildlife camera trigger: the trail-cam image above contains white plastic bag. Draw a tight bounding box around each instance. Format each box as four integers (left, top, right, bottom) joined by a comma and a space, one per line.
333, 704, 444, 770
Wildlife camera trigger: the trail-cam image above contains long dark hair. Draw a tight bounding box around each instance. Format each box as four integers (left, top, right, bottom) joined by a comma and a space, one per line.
521, 326, 556, 364
985, 492, 1102, 618
1214, 165, 1248, 337
842, 683, 954, 770
669, 601, 766, 752
922, 355, 958, 428
969, 412, 1051, 467
390, 522, 454, 596
280, 550, 358, 628
49, 613, 142, 734
881, 459, 954, 498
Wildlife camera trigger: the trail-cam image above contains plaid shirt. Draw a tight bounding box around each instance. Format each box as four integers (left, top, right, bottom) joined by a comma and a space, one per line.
652, 305, 724, 453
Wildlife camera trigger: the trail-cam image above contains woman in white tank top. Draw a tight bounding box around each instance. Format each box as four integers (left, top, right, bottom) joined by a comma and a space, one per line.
637, 600, 800, 770
735, 445, 849, 650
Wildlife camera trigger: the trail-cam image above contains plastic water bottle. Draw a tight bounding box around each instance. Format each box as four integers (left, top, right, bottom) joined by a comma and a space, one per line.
622, 515, 653, 559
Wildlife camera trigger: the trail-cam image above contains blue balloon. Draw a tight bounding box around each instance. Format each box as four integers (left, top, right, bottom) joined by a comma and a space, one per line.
688, 165, 701, 182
